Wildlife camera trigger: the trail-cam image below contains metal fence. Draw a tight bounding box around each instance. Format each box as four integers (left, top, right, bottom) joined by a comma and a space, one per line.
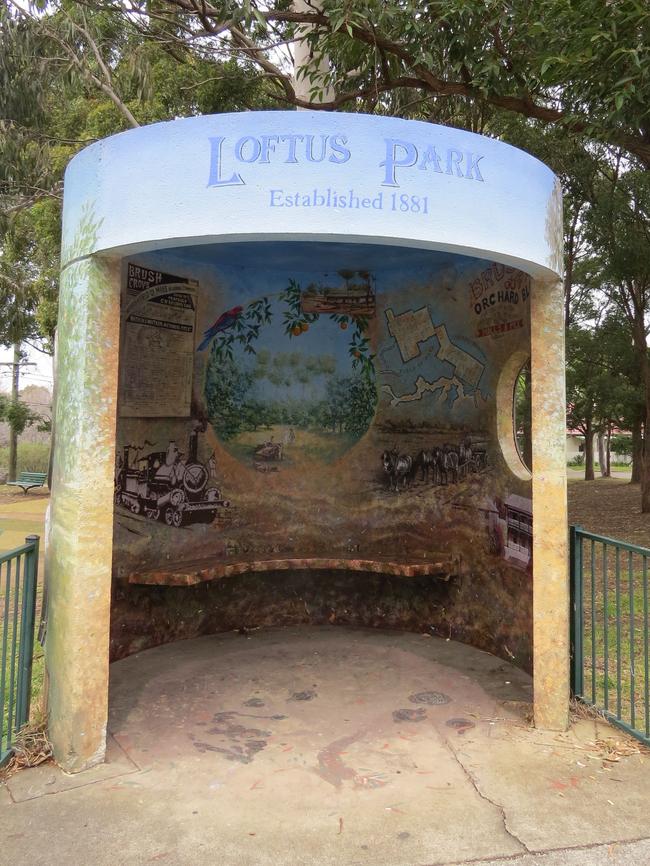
1, 535, 40, 764
570, 524, 650, 745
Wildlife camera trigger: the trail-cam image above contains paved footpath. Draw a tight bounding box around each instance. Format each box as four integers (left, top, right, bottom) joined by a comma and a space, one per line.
472, 840, 650, 865
2, 627, 650, 866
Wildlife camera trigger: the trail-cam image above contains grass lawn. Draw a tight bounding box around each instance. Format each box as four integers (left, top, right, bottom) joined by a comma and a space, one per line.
580, 558, 649, 736
1, 493, 48, 755
1, 627, 45, 759
569, 477, 650, 739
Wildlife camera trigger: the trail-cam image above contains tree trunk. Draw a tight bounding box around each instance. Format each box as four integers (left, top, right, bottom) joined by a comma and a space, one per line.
563, 209, 579, 330
606, 424, 612, 476
643, 395, 650, 511
584, 419, 595, 481
631, 418, 643, 484
631, 314, 650, 511
8, 342, 21, 482
597, 432, 607, 477
292, 0, 335, 104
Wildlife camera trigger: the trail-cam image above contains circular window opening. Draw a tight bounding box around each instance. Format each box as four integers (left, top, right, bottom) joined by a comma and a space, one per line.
496, 350, 532, 480
513, 360, 532, 472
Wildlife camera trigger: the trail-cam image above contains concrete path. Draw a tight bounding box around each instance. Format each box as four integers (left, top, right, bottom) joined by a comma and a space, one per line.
2, 627, 649, 865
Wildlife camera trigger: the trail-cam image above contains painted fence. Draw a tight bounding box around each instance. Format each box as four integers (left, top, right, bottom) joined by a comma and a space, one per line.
0, 535, 40, 764
570, 524, 650, 745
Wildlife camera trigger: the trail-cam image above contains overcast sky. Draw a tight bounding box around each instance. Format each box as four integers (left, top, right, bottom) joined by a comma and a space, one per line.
0, 344, 53, 394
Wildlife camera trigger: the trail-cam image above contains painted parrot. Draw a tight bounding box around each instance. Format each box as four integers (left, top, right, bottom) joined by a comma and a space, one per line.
197, 305, 244, 351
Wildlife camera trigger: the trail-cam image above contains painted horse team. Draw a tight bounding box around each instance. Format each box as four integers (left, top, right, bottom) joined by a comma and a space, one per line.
381, 439, 487, 491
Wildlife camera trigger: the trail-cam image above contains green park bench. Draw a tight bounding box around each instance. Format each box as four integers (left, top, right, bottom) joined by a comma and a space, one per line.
6, 472, 48, 494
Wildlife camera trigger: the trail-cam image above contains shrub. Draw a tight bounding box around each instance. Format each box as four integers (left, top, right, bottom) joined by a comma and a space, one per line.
0, 442, 51, 475
610, 434, 633, 458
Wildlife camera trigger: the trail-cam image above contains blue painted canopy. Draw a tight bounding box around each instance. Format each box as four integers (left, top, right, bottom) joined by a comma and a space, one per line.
62, 111, 562, 279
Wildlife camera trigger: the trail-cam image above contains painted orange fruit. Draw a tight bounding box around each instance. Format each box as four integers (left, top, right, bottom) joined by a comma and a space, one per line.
340, 321, 348, 330
291, 325, 301, 336
301, 322, 309, 332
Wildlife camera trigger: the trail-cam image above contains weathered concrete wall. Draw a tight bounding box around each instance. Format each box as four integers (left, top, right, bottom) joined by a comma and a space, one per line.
531, 276, 569, 730
111, 565, 533, 673
46, 252, 120, 772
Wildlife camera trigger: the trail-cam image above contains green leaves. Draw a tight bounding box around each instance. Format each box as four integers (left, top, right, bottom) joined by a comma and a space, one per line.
2, 0, 278, 349
0, 394, 41, 437
209, 296, 272, 364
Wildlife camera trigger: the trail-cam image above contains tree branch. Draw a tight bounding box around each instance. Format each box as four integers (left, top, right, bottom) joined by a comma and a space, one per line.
41, 16, 139, 129
1, 182, 64, 215
156, 3, 650, 167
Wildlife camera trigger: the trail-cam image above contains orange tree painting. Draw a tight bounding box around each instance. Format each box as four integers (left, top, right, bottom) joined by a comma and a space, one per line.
203, 275, 378, 463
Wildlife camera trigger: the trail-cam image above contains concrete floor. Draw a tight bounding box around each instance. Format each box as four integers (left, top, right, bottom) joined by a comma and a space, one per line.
3, 626, 650, 865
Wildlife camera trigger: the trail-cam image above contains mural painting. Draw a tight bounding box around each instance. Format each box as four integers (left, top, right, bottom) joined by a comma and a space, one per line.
114, 423, 231, 527
470, 263, 531, 341
111, 244, 534, 666
120, 264, 198, 418
114, 249, 530, 558
381, 438, 489, 493
201, 271, 377, 471
374, 295, 490, 501
487, 494, 533, 570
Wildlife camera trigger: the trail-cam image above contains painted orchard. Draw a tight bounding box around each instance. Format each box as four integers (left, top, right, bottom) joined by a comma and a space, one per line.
47, 112, 567, 771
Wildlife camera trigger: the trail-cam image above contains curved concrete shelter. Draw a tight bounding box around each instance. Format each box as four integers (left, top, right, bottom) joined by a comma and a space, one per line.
47, 111, 567, 772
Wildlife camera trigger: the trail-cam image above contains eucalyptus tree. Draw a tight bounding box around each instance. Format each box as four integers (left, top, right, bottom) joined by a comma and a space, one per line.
71, 0, 650, 168
5, 0, 650, 506
493, 115, 650, 502
580, 167, 650, 501
1, 0, 273, 348
567, 311, 641, 481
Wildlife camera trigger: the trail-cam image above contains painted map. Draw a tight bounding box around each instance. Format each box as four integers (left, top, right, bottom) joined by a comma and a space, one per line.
383, 305, 487, 408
